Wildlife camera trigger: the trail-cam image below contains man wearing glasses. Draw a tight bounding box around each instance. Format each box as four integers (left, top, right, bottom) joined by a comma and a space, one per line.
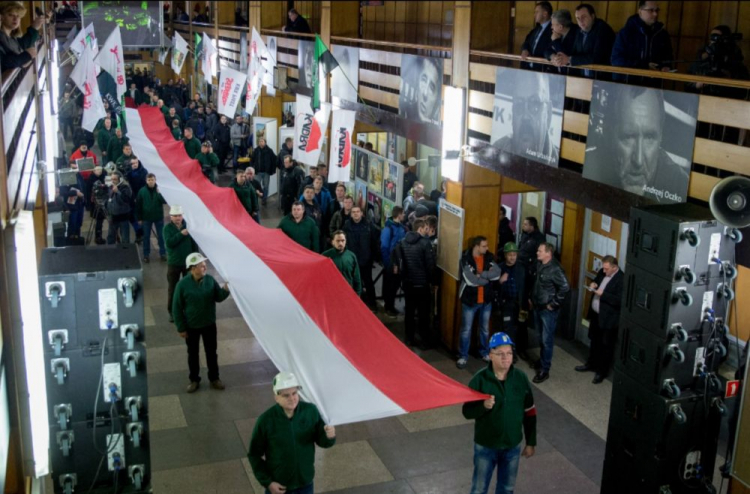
463, 332, 537, 494
612, 1, 674, 72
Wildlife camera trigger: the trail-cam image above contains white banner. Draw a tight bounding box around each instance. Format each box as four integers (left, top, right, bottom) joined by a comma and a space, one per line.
70, 47, 106, 132
218, 67, 247, 119
245, 28, 267, 116
158, 48, 169, 65
171, 32, 188, 74
293, 95, 331, 167
94, 26, 126, 100
263, 35, 277, 97
70, 23, 97, 58
328, 110, 355, 183
203, 32, 217, 83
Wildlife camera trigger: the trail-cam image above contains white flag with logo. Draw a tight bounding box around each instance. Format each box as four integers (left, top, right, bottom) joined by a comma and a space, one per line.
70, 46, 106, 132
293, 94, 331, 167
171, 32, 188, 74
218, 67, 247, 119
70, 23, 98, 58
93, 26, 126, 100
263, 35, 277, 96
245, 28, 267, 116
203, 32, 217, 83
328, 110, 356, 183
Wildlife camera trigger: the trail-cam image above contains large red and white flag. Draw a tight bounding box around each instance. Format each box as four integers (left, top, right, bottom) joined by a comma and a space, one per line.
293, 94, 330, 167
94, 26, 126, 100
245, 28, 267, 116
70, 46, 106, 132
328, 110, 355, 183
124, 105, 486, 425
218, 67, 247, 119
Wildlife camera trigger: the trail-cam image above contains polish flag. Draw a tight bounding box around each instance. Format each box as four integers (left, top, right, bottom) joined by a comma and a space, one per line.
124, 106, 486, 425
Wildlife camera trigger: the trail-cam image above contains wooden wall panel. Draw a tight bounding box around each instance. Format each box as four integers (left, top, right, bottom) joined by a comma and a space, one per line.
681, 1, 711, 36
470, 1, 512, 52
331, 1, 360, 37
261, 1, 285, 28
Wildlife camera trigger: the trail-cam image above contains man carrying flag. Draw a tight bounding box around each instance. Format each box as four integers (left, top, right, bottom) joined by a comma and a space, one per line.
312, 35, 339, 112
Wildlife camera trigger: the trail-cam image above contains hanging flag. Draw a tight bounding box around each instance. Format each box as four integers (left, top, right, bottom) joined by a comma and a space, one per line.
193, 32, 203, 71
124, 105, 487, 425
218, 67, 247, 119
70, 46, 106, 132
293, 94, 331, 167
263, 35, 277, 97
70, 23, 98, 59
171, 32, 188, 74
202, 32, 217, 83
328, 110, 356, 183
245, 28, 267, 116
312, 35, 339, 112
158, 48, 169, 65
93, 26, 126, 101
62, 25, 78, 52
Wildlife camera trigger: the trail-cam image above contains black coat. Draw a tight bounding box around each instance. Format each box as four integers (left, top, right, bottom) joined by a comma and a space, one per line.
392, 231, 436, 287
286, 15, 312, 34
612, 14, 673, 69
570, 18, 616, 66
587, 269, 623, 330
521, 22, 553, 61
531, 259, 569, 309
344, 218, 379, 267
253, 145, 278, 175
497, 217, 515, 255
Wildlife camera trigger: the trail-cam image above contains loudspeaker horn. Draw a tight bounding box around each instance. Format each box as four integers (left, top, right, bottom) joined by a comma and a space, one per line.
709, 176, 750, 228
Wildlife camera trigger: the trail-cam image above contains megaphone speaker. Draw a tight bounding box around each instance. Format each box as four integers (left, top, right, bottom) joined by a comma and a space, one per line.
709, 176, 750, 228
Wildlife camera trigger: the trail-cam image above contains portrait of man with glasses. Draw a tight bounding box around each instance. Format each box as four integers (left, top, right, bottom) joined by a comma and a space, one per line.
488, 67, 565, 167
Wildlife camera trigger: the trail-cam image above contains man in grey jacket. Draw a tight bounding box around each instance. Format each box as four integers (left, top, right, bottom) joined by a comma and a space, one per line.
106, 171, 133, 244
230, 115, 250, 171
530, 242, 569, 383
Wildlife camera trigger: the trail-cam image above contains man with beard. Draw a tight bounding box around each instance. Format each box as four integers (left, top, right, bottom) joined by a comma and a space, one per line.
490, 71, 559, 166
399, 56, 442, 125
583, 85, 689, 203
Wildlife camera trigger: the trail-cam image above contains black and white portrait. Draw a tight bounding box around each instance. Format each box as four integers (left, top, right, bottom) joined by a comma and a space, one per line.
399, 54, 443, 126
331, 45, 359, 104
298, 40, 314, 88
489, 68, 565, 168
583, 82, 698, 204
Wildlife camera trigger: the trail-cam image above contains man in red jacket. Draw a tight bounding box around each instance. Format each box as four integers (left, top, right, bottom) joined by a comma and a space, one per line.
69, 141, 99, 181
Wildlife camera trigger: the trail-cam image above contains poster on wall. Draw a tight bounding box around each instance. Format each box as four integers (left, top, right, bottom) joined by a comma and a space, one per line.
490, 67, 565, 167
399, 54, 443, 128
355, 150, 369, 182
331, 45, 359, 104
368, 157, 384, 195
582, 82, 697, 204
383, 162, 400, 203
382, 199, 395, 227
298, 40, 314, 88
355, 180, 368, 211
367, 191, 383, 226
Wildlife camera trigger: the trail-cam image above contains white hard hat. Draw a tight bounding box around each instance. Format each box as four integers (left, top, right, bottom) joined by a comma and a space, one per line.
170, 205, 184, 216
185, 252, 208, 269
273, 371, 301, 394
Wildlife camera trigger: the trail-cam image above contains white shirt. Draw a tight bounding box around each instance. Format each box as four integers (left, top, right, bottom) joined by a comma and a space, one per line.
592, 273, 614, 313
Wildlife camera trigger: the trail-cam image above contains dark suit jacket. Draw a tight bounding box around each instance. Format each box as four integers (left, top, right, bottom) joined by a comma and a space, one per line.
588, 268, 623, 330
570, 18, 615, 66
521, 22, 553, 59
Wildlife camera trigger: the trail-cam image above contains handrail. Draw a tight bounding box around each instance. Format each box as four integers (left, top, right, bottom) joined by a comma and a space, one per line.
331, 35, 451, 53
1, 68, 21, 99
261, 28, 316, 39
470, 50, 750, 90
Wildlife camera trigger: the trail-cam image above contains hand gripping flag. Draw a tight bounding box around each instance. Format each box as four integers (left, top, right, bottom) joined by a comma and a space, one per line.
218, 67, 247, 119
93, 26, 126, 101
293, 94, 331, 167
123, 105, 488, 425
70, 46, 106, 132
328, 110, 355, 183
171, 32, 188, 74
312, 35, 339, 112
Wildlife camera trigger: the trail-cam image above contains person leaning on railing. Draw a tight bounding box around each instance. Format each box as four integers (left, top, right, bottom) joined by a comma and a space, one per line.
0, 1, 49, 71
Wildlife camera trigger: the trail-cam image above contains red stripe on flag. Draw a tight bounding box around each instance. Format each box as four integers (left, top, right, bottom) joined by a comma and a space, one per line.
136, 106, 486, 412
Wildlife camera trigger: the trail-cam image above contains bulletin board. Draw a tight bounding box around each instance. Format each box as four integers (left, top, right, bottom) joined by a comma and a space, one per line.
437, 200, 465, 280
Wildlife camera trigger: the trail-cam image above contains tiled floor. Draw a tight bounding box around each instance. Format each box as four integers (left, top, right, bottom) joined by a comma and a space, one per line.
70, 173, 731, 493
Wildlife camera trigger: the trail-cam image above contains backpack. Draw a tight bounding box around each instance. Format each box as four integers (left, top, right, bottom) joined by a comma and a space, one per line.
391, 240, 406, 279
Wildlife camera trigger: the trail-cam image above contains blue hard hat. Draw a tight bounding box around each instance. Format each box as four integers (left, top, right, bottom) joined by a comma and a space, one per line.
489, 332, 515, 349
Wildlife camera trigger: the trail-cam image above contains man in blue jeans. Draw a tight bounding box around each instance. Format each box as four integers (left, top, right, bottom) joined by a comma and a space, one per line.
457, 236, 501, 369
463, 332, 537, 494
530, 242, 569, 383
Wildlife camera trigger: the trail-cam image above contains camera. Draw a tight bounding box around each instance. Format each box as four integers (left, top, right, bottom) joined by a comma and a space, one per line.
705, 32, 743, 72
92, 181, 111, 206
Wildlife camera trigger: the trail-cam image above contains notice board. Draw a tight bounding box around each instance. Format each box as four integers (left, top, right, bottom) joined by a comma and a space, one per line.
437, 199, 465, 280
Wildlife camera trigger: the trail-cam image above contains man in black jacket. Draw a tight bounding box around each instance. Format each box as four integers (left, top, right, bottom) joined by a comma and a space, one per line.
520, 1, 553, 70
575, 256, 623, 383
252, 137, 277, 205
212, 115, 231, 172
518, 217, 545, 271
495, 242, 530, 361
344, 206, 380, 310
496, 207, 515, 258
279, 156, 305, 215
611, 1, 674, 77
392, 218, 436, 348
551, 4, 615, 75
284, 8, 311, 34
530, 242, 569, 383
457, 236, 502, 369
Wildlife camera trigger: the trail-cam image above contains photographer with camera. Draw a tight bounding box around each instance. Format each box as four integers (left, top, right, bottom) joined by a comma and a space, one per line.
688, 25, 748, 98
86, 166, 109, 245
106, 171, 133, 245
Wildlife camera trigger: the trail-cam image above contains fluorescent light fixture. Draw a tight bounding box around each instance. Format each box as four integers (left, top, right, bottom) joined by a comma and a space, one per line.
441, 86, 465, 182
14, 211, 50, 478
